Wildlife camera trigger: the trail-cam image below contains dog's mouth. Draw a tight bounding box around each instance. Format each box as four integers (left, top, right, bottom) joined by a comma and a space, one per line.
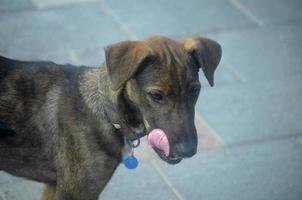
153, 147, 182, 164
147, 128, 182, 164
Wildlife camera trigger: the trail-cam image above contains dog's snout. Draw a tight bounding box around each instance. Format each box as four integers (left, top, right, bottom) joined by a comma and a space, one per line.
174, 143, 197, 158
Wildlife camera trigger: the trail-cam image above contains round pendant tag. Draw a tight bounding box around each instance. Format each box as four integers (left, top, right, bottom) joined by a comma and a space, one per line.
123, 156, 138, 169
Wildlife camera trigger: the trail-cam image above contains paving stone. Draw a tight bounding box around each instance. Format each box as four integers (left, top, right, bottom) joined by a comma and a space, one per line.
0, 3, 127, 60
209, 22, 302, 82
196, 75, 302, 145
0, 172, 19, 185
198, 21, 302, 146
155, 137, 302, 200
29, 47, 106, 67
100, 162, 177, 200
72, 47, 105, 67
236, 0, 302, 24
104, 0, 256, 38
200, 60, 242, 88
0, 176, 43, 200
31, 0, 98, 9
0, 0, 34, 12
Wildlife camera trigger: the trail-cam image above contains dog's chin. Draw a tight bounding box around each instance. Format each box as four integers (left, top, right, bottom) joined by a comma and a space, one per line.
153, 147, 182, 164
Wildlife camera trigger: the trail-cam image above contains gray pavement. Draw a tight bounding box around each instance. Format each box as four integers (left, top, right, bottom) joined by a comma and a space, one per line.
0, 0, 302, 200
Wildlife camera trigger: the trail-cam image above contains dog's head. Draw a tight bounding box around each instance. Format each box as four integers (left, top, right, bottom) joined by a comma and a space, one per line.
105, 36, 221, 164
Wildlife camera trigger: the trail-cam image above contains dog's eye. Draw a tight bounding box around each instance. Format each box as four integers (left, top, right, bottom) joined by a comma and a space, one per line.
148, 91, 164, 102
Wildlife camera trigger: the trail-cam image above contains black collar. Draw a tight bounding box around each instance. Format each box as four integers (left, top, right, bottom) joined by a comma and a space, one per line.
101, 102, 147, 146
113, 123, 147, 148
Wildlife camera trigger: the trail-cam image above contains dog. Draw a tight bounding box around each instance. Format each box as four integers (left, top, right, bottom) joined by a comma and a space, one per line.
0, 36, 221, 200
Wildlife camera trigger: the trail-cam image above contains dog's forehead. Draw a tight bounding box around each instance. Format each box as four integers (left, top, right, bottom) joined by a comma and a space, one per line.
134, 37, 199, 95
145, 37, 197, 84
146, 36, 188, 63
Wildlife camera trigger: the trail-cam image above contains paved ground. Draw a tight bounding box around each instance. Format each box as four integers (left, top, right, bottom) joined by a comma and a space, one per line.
1, 0, 302, 199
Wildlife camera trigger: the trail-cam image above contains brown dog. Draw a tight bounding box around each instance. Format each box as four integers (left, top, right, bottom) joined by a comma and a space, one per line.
0, 36, 221, 200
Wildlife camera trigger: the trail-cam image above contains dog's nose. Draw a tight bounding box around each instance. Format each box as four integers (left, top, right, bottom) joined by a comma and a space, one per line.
174, 144, 197, 158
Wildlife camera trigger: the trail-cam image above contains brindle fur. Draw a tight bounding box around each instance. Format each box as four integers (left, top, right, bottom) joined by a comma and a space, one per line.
0, 36, 221, 200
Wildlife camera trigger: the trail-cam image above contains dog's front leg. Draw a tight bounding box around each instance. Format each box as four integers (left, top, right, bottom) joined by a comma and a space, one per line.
41, 161, 119, 200
42, 184, 56, 200
47, 154, 119, 200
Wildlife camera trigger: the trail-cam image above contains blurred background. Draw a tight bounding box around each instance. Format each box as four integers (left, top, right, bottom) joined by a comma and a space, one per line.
1, 0, 302, 199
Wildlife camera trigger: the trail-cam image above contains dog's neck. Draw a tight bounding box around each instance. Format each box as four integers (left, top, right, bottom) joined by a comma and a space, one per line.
79, 66, 141, 140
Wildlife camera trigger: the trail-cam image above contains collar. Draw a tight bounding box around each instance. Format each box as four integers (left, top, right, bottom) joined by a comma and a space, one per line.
96, 73, 147, 145
100, 100, 147, 146
112, 123, 147, 148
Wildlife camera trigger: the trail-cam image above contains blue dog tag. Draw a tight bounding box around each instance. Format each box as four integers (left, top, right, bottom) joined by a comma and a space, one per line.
123, 156, 138, 169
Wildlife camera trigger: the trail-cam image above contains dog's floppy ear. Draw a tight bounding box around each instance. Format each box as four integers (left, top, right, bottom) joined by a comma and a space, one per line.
182, 37, 222, 86
105, 41, 156, 90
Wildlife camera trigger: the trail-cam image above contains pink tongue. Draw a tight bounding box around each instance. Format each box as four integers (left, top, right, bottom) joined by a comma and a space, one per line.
147, 129, 170, 156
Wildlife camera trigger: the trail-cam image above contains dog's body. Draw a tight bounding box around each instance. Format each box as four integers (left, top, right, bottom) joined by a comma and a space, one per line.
0, 58, 122, 199
0, 36, 221, 200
